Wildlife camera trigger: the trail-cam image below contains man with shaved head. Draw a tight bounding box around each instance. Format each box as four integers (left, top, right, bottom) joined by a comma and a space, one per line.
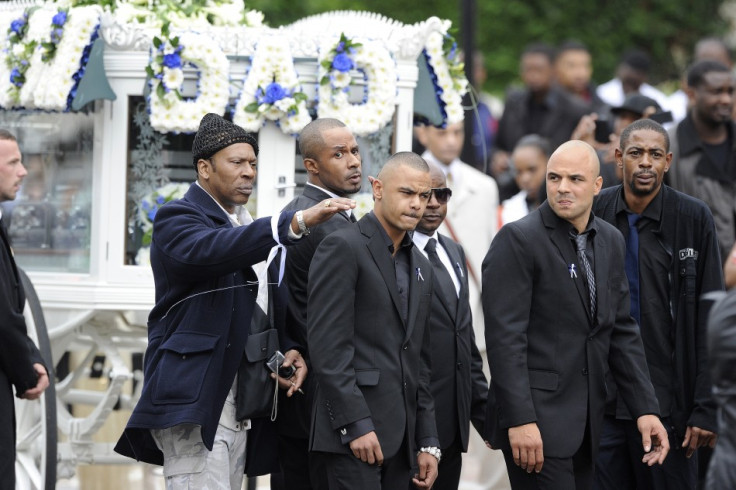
482, 140, 669, 489
277, 118, 362, 489
308, 152, 440, 489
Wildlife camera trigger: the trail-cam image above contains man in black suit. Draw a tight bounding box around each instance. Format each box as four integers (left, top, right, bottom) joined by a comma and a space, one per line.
0, 130, 50, 490
593, 119, 723, 490
277, 118, 361, 489
412, 164, 489, 489
482, 140, 670, 489
308, 152, 439, 489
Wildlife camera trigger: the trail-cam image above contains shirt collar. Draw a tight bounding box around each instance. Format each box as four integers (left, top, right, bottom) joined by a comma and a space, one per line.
412, 230, 435, 252
614, 185, 663, 222
421, 151, 463, 182
367, 211, 414, 254
195, 180, 252, 227
679, 114, 736, 156
305, 182, 352, 216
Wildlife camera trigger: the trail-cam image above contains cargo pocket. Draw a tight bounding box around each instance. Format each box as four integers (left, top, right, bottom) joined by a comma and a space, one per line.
152, 332, 220, 404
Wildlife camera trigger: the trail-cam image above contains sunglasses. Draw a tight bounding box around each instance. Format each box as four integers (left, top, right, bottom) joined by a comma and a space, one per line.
431, 187, 452, 204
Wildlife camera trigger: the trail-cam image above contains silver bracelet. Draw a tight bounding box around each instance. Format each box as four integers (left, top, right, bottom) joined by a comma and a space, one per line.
417, 446, 441, 463
295, 210, 310, 236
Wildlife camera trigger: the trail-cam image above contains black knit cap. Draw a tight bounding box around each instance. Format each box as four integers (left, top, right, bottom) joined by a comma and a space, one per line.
191, 113, 259, 167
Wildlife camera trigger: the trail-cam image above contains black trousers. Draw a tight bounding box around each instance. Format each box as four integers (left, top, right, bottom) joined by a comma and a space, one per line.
502, 424, 593, 490
269, 434, 329, 490
0, 371, 16, 490
312, 438, 412, 490
433, 437, 463, 490
593, 415, 697, 490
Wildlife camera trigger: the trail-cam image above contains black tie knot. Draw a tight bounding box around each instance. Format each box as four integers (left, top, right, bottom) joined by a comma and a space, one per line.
425, 237, 438, 254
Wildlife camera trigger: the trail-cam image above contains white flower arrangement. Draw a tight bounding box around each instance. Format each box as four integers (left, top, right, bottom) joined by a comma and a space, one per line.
352, 192, 375, 221
147, 27, 230, 133
317, 33, 398, 137
232, 36, 311, 135
0, 5, 101, 111
34, 5, 102, 111
0, 9, 39, 108
138, 182, 190, 246
422, 22, 469, 126
111, 0, 263, 30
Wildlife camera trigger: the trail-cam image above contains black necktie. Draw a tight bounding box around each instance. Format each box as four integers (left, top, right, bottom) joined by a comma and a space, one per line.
425, 238, 458, 311
348, 212, 357, 223
625, 213, 641, 325
574, 233, 596, 319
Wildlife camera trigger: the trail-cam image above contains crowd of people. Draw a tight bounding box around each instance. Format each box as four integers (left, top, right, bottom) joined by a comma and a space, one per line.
2, 35, 736, 490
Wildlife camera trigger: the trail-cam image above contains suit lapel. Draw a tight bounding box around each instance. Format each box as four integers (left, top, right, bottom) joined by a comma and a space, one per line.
362, 219, 405, 327
591, 229, 607, 332
302, 184, 352, 222
438, 235, 463, 322
544, 205, 592, 323
405, 248, 428, 340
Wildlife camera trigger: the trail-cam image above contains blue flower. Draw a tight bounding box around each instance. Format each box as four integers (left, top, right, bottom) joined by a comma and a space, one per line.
336, 41, 345, 53
332, 53, 353, 73
156, 195, 165, 205
10, 18, 26, 34
162, 53, 182, 69
10, 68, 23, 87
262, 82, 287, 104
147, 209, 157, 221
50, 28, 64, 43
52, 11, 67, 27
142, 200, 151, 211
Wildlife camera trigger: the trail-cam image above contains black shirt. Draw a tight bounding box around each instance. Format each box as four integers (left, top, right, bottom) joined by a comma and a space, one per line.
368, 212, 413, 324
614, 188, 673, 417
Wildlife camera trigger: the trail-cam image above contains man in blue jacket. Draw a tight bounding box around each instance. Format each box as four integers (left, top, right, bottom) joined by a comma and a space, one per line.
593, 119, 724, 490
115, 113, 354, 489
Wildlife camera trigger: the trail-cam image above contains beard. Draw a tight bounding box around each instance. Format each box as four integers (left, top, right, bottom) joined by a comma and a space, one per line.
627, 170, 660, 197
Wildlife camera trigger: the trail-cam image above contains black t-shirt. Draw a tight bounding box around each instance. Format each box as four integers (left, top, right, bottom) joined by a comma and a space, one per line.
702, 137, 731, 177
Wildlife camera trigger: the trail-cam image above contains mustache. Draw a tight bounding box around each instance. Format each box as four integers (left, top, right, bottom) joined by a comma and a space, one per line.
634, 170, 657, 178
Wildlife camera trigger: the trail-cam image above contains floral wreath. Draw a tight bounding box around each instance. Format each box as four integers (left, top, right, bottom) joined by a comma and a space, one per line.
0, 5, 101, 111
35, 5, 101, 111
138, 182, 190, 246
232, 36, 311, 135
317, 33, 398, 137
147, 25, 230, 133
1, 10, 36, 107
422, 23, 468, 126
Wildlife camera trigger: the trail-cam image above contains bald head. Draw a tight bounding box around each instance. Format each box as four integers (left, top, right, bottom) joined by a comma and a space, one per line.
298, 118, 347, 160
427, 163, 446, 187
376, 152, 429, 182
546, 140, 603, 232
549, 140, 600, 177
372, 152, 431, 242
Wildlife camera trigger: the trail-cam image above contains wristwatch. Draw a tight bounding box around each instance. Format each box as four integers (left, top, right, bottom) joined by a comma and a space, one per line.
417, 446, 442, 463
295, 210, 310, 236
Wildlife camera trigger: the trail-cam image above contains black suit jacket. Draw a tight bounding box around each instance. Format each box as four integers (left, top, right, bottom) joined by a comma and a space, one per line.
279, 184, 355, 437
424, 234, 487, 451
307, 213, 439, 462
0, 219, 44, 396
482, 201, 659, 459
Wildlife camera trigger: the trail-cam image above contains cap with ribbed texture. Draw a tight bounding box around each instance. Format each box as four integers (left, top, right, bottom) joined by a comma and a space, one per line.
192, 113, 258, 166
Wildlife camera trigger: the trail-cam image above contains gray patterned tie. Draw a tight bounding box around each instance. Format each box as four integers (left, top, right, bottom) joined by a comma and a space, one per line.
574, 233, 596, 318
